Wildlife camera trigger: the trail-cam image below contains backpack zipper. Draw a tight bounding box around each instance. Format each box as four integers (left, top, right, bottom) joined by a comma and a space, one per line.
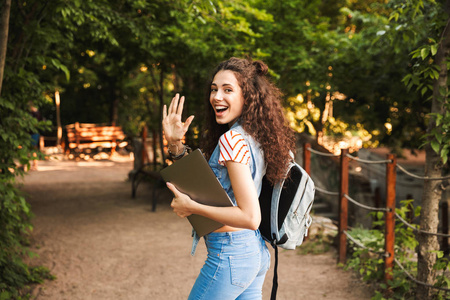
294, 200, 314, 225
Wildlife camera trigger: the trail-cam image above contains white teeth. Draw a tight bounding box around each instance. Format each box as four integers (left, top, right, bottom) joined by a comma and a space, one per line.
215, 105, 228, 110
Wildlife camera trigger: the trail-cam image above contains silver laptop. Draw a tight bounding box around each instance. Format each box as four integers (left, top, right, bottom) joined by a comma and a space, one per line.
160, 149, 233, 236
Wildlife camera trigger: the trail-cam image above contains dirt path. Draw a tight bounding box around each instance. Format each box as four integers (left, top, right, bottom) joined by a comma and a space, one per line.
21, 156, 374, 300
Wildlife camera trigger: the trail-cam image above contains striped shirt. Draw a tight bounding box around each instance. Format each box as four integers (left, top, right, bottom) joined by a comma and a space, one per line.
218, 130, 250, 166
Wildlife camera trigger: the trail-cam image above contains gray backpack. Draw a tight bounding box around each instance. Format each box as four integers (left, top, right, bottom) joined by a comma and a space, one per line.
259, 159, 315, 300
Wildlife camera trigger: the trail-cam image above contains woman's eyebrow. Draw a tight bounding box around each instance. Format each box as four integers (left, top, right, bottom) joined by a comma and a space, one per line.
211, 82, 234, 87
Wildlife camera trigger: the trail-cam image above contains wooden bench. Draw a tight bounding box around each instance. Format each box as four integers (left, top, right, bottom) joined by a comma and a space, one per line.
65, 122, 127, 157
130, 126, 167, 211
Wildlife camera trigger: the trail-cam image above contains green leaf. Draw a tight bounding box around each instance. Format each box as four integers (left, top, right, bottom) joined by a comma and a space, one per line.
441, 148, 448, 164
430, 44, 437, 56
402, 74, 412, 85
431, 250, 444, 259
435, 114, 443, 126
415, 206, 422, 216
411, 50, 421, 59
372, 291, 385, 300
421, 47, 429, 60
431, 140, 440, 154
444, 276, 450, 287
421, 86, 428, 96
197, 15, 206, 24
377, 211, 384, 220
431, 68, 440, 79
59, 64, 71, 81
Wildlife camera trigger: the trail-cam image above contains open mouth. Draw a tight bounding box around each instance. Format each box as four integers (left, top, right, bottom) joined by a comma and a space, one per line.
215, 105, 228, 114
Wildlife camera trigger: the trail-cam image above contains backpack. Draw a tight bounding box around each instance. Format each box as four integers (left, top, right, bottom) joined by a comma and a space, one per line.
258, 159, 315, 300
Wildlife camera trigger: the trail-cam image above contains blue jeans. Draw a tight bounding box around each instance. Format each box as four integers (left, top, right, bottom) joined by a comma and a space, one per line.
188, 229, 271, 300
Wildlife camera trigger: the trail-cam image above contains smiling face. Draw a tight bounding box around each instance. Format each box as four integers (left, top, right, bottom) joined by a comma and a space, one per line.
209, 70, 245, 127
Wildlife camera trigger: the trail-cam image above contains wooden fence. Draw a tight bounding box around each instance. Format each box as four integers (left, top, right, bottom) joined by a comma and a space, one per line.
303, 143, 450, 291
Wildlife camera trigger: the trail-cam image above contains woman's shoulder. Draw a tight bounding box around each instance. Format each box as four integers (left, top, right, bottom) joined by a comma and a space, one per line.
218, 129, 250, 165
219, 129, 247, 150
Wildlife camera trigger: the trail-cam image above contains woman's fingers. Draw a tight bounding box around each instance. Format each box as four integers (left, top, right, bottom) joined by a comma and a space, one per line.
166, 182, 181, 197
170, 93, 180, 115
176, 96, 185, 115
162, 104, 167, 120
163, 94, 194, 136
168, 98, 173, 115
168, 94, 187, 117
184, 115, 195, 131
168, 182, 192, 218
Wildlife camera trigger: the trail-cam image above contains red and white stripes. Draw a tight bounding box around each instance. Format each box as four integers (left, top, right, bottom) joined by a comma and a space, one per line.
218, 130, 250, 166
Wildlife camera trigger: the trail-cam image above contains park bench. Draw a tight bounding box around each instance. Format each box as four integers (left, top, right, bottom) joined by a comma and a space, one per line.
131, 164, 166, 212
65, 122, 127, 158
130, 127, 167, 211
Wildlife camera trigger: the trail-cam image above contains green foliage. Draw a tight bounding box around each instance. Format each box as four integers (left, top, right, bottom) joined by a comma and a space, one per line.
6, 0, 437, 151
387, 0, 450, 164
345, 200, 450, 299
247, 0, 429, 151
344, 226, 387, 282
0, 261, 54, 300
433, 256, 450, 300
0, 94, 52, 297
1, 2, 58, 295
296, 225, 336, 255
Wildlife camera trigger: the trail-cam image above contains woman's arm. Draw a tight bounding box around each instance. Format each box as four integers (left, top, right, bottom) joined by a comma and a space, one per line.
167, 160, 261, 230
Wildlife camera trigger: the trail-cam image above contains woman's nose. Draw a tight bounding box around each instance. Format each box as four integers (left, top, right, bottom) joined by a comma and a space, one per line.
214, 90, 224, 100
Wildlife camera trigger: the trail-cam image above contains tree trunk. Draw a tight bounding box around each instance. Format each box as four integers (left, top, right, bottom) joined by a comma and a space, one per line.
109, 79, 119, 125
415, 14, 450, 300
110, 93, 119, 125
416, 161, 442, 299
0, 0, 11, 96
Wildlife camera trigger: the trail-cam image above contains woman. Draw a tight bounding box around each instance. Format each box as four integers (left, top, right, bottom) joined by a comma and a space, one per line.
162, 57, 295, 299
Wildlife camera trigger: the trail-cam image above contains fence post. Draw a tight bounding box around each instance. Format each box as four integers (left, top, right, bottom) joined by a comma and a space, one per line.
303, 143, 311, 175
442, 201, 449, 256
385, 154, 396, 284
338, 148, 349, 264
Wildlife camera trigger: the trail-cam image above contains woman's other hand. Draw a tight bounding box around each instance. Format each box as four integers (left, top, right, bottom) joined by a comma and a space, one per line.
162, 94, 195, 145
166, 182, 197, 218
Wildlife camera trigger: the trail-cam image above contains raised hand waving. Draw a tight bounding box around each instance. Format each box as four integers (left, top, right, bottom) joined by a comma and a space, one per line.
162, 93, 195, 156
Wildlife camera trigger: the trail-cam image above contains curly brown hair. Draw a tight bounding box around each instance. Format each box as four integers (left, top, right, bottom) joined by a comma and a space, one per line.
201, 57, 296, 185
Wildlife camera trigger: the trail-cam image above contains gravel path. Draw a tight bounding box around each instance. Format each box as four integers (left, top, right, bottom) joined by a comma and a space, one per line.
21, 156, 374, 300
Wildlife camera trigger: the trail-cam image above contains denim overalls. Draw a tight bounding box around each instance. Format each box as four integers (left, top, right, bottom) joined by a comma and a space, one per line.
188, 122, 271, 300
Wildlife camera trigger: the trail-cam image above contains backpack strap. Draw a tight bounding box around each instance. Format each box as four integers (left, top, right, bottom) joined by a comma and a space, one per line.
270, 241, 279, 300
268, 157, 296, 300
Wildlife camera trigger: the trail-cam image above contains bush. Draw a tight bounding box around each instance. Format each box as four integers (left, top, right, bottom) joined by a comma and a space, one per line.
0, 78, 53, 298
344, 200, 450, 300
